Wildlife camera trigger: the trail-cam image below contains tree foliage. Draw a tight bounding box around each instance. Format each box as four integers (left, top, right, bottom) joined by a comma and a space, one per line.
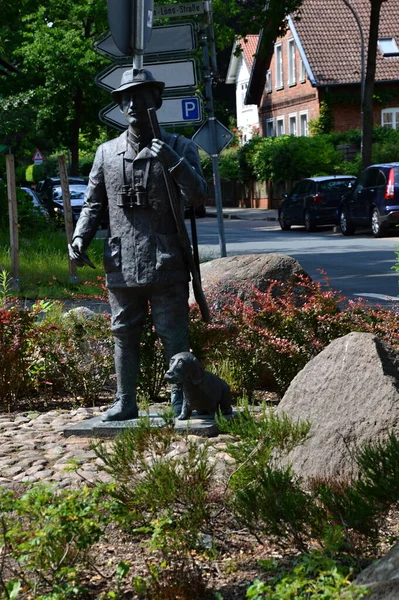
0, 0, 111, 172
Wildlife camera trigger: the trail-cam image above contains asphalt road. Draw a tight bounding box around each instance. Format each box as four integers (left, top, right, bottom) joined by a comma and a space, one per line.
193, 218, 399, 307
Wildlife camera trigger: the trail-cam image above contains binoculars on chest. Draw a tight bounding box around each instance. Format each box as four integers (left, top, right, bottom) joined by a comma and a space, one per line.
117, 184, 149, 208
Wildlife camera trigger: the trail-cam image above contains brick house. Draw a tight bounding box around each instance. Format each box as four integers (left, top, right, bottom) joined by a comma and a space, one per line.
226, 35, 260, 144
247, 0, 399, 138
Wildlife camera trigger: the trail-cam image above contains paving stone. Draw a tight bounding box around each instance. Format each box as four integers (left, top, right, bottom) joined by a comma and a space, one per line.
3, 466, 23, 477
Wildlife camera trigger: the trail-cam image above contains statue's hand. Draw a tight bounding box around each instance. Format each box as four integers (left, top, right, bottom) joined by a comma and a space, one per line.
68, 239, 95, 268
150, 138, 181, 169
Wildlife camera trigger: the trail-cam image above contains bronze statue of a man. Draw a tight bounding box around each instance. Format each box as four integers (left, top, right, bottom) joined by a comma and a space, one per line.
68, 68, 208, 421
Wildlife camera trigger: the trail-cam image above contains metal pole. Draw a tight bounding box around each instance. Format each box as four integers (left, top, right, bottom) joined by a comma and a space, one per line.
201, 8, 227, 257
343, 0, 365, 157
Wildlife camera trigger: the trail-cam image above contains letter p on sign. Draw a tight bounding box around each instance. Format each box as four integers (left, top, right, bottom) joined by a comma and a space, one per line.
182, 98, 199, 120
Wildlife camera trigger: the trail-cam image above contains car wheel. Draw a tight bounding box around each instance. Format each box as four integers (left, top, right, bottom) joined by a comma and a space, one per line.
304, 210, 316, 232
339, 207, 355, 236
279, 208, 291, 231
371, 207, 386, 238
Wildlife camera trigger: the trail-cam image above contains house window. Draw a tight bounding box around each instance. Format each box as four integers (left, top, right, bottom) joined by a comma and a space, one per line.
240, 82, 248, 109
382, 108, 399, 129
276, 116, 285, 136
300, 57, 306, 82
275, 43, 283, 89
378, 38, 399, 56
266, 70, 272, 93
289, 114, 297, 135
300, 112, 308, 136
266, 118, 274, 137
288, 39, 296, 85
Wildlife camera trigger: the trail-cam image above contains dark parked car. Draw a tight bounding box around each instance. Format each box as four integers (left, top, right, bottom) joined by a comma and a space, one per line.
37, 176, 87, 212
278, 175, 357, 232
339, 162, 399, 237
51, 184, 88, 224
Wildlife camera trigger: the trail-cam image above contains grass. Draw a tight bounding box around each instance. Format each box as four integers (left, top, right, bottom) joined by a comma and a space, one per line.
0, 229, 105, 300
0, 228, 217, 301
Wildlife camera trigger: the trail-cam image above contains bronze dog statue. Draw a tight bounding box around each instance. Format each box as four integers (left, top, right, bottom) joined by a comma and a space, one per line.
164, 352, 233, 420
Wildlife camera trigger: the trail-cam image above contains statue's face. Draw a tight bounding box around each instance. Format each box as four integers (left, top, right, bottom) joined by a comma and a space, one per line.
120, 86, 159, 127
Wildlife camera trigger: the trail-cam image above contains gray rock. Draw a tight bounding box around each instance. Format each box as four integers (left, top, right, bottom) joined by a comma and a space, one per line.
192, 253, 309, 304
63, 306, 96, 320
277, 332, 399, 478
355, 542, 399, 599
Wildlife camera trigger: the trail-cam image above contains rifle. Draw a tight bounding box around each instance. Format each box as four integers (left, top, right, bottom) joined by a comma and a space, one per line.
147, 107, 210, 323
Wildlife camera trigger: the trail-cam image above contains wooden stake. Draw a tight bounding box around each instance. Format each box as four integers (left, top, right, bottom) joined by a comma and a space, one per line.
6, 154, 20, 290
58, 155, 78, 283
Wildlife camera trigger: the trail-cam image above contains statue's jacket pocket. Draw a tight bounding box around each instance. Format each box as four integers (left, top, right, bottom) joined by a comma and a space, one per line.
104, 236, 121, 272
155, 232, 184, 271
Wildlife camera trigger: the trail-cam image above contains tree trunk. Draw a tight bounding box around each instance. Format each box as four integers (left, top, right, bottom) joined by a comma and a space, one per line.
69, 88, 83, 176
362, 0, 386, 169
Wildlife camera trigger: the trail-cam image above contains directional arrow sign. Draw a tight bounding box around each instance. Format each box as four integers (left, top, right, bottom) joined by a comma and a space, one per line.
192, 120, 234, 156
94, 23, 196, 60
96, 59, 198, 93
99, 95, 203, 130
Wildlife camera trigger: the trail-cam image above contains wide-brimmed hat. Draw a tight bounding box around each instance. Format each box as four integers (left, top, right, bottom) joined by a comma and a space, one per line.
111, 68, 165, 107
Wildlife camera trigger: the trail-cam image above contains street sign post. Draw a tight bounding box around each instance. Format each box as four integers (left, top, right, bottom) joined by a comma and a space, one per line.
106, 0, 153, 57
96, 59, 198, 93
99, 95, 203, 129
94, 23, 196, 59
192, 120, 233, 156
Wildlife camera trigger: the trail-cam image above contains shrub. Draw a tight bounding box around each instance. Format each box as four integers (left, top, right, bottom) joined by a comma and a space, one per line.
189, 276, 399, 395
246, 136, 344, 183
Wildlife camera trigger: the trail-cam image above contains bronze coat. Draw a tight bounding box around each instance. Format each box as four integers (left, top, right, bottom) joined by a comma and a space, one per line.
73, 129, 208, 288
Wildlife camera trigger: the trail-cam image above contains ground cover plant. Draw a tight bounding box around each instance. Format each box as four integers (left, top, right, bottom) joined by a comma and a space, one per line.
3, 406, 399, 598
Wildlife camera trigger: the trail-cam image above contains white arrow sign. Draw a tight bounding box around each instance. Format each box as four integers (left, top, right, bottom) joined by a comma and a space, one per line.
99, 96, 203, 130
94, 23, 196, 59
96, 59, 198, 92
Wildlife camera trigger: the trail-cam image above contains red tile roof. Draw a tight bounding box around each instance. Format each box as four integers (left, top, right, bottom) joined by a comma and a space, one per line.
238, 35, 259, 72
293, 0, 399, 85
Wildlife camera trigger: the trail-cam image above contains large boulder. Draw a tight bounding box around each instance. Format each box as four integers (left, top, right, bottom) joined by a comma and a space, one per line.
277, 332, 399, 478
355, 541, 399, 599
192, 254, 309, 304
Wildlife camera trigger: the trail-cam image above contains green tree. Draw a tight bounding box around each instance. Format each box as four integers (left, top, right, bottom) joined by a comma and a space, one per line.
0, 0, 110, 173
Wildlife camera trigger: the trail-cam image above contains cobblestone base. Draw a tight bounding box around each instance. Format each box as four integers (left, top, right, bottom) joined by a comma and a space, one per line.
0, 408, 235, 489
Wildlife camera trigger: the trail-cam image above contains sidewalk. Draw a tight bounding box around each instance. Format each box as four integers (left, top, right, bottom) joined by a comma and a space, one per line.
205, 206, 279, 221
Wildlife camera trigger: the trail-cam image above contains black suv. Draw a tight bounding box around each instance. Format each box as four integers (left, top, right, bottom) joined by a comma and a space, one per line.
339, 163, 399, 237
279, 175, 357, 232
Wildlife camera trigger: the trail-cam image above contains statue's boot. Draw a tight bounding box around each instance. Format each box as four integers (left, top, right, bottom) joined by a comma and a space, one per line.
170, 383, 184, 417
101, 333, 140, 422
101, 394, 139, 421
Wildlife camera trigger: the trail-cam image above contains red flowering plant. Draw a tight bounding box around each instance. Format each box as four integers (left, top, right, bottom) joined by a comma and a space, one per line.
189, 274, 399, 397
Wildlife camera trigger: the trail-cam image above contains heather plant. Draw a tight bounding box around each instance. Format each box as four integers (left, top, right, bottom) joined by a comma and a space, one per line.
219, 404, 399, 557
246, 552, 367, 599
0, 483, 112, 598
93, 418, 216, 552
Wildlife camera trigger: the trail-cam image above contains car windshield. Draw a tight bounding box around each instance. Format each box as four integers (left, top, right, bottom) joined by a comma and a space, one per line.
53, 185, 87, 200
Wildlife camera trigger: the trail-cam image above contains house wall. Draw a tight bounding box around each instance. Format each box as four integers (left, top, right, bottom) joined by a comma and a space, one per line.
321, 83, 399, 131
236, 56, 260, 143
258, 28, 320, 137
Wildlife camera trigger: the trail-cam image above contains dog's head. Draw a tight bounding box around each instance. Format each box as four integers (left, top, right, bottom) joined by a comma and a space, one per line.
164, 352, 204, 385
